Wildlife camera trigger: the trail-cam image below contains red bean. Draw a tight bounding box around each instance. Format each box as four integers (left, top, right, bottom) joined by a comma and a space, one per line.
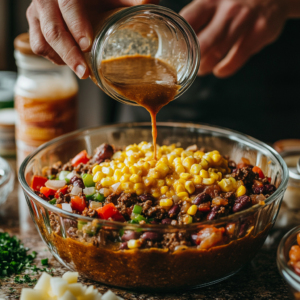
138, 193, 155, 202
233, 196, 252, 213
168, 205, 180, 218
93, 144, 114, 164
119, 242, 129, 250
192, 193, 211, 205
161, 218, 172, 225
263, 184, 276, 194
206, 206, 219, 220
191, 234, 199, 245
73, 178, 85, 189
121, 231, 141, 242
141, 232, 161, 241
70, 176, 80, 184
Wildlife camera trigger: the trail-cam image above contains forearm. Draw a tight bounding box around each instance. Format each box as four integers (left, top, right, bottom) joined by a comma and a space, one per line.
287, 0, 300, 18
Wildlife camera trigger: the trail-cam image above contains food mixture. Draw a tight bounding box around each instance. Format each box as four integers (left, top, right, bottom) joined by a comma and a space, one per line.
100, 55, 180, 158
31, 142, 276, 252
288, 232, 300, 275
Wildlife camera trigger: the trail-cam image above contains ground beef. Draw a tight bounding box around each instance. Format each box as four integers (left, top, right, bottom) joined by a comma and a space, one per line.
82, 208, 98, 218
161, 231, 191, 251
203, 184, 222, 198
143, 205, 166, 220
56, 193, 71, 204
92, 143, 114, 164
61, 161, 74, 172
34, 191, 49, 201
74, 162, 93, 174
49, 214, 60, 234
233, 167, 258, 186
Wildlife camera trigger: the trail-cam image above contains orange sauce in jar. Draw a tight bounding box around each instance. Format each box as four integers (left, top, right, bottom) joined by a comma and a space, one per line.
100, 55, 180, 159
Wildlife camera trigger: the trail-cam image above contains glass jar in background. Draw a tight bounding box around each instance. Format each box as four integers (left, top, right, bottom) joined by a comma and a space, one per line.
0, 71, 17, 109
0, 108, 16, 157
85, 4, 200, 105
14, 33, 78, 168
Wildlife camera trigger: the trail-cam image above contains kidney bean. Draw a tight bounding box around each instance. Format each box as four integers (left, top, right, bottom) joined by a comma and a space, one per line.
191, 233, 199, 245
70, 176, 80, 184
192, 193, 211, 205
161, 218, 172, 225
93, 144, 114, 164
119, 242, 129, 250
73, 178, 85, 189
263, 184, 276, 194
228, 160, 236, 170
252, 185, 265, 194
149, 219, 159, 224
121, 231, 141, 242
238, 223, 248, 237
206, 206, 219, 220
138, 193, 155, 202
141, 232, 161, 241
204, 185, 221, 198
232, 195, 252, 213
168, 205, 180, 218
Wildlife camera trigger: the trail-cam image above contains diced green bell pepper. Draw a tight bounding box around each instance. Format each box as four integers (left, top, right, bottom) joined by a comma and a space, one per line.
133, 204, 142, 214
93, 193, 105, 202
78, 221, 88, 230
49, 198, 57, 205
82, 173, 95, 187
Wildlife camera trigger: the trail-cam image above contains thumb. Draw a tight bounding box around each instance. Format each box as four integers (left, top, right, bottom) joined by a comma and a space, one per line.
109, 0, 160, 8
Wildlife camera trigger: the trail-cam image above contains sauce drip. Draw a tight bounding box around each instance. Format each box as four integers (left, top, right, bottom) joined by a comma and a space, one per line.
100, 55, 180, 159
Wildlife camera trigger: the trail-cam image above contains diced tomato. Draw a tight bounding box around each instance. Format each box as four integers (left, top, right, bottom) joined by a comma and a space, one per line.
237, 157, 252, 169
71, 196, 87, 212
71, 150, 89, 167
198, 202, 211, 212
252, 166, 265, 179
267, 177, 271, 183
97, 203, 118, 220
111, 211, 126, 222
40, 186, 56, 198
196, 226, 225, 249
55, 185, 68, 199
31, 176, 48, 191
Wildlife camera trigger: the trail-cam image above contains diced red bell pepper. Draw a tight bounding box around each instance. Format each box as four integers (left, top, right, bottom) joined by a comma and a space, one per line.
97, 203, 118, 220
71, 196, 87, 212
55, 185, 68, 199
31, 176, 48, 191
111, 211, 126, 222
252, 166, 265, 179
40, 186, 56, 198
71, 150, 89, 167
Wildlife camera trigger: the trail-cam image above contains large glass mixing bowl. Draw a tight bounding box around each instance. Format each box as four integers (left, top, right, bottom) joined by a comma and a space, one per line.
19, 123, 288, 291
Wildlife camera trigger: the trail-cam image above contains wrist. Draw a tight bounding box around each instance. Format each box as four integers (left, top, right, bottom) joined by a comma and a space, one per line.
286, 0, 300, 18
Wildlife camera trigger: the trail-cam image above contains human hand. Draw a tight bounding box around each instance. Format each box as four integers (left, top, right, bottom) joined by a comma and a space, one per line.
26, 0, 159, 79
180, 0, 291, 77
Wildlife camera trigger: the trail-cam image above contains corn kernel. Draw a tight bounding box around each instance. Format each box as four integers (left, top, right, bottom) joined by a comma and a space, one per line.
121, 182, 134, 190
161, 186, 169, 194
180, 173, 192, 180
187, 204, 198, 215
134, 183, 144, 191
212, 153, 222, 164
200, 169, 209, 178
120, 174, 131, 183
218, 178, 237, 192
167, 154, 177, 164
160, 199, 173, 207
157, 179, 165, 187
92, 165, 101, 175
166, 190, 175, 198
191, 164, 202, 175
176, 184, 186, 194
143, 177, 156, 187
193, 175, 202, 185
155, 162, 170, 177
176, 164, 185, 174
93, 171, 104, 182
194, 151, 205, 158
130, 174, 142, 183
152, 191, 161, 198
113, 169, 123, 181
130, 166, 142, 175
200, 158, 209, 170
173, 157, 182, 165
236, 185, 246, 197
102, 167, 114, 176
185, 181, 195, 194
127, 239, 142, 249
174, 148, 184, 155
202, 178, 215, 185
166, 176, 174, 186
136, 189, 144, 196
177, 192, 189, 199
217, 172, 223, 180
181, 151, 194, 159
210, 172, 219, 180
122, 166, 130, 174
182, 157, 195, 170
101, 177, 114, 187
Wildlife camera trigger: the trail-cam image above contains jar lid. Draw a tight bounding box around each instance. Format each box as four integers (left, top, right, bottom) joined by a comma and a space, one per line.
273, 139, 300, 153
0, 108, 16, 127
0, 72, 17, 103
14, 33, 35, 55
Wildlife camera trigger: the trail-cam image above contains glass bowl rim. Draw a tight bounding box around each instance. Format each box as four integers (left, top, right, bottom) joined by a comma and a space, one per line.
277, 225, 300, 288
18, 121, 289, 229
0, 156, 13, 187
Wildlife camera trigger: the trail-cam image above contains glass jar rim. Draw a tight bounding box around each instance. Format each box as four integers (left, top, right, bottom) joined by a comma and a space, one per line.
90, 4, 200, 106
19, 122, 288, 230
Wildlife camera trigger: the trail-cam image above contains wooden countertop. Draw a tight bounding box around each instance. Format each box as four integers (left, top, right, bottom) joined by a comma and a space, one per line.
0, 159, 296, 299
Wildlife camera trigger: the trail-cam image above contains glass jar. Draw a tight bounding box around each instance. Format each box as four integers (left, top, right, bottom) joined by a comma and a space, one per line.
14, 33, 78, 168
0, 71, 17, 109
85, 4, 200, 105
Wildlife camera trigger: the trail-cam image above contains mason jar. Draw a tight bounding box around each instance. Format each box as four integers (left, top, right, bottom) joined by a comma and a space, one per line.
14, 33, 78, 168
85, 4, 200, 105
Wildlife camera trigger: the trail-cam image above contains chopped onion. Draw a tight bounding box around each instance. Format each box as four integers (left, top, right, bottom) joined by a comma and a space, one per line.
172, 195, 180, 203
112, 151, 122, 160
45, 180, 66, 190
62, 203, 72, 212
70, 186, 82, 196
111, 182, 120, 192
89, 201, 102, 210
99, 188, 112, 197
66, 171, 80, 181
83, 187, 95, 196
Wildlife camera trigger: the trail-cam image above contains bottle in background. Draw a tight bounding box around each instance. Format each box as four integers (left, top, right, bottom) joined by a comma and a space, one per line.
14, 33, 78, 168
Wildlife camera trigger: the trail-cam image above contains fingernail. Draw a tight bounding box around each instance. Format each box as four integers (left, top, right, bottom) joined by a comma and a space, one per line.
76, 64, 86, 79
78, 37, 90, 51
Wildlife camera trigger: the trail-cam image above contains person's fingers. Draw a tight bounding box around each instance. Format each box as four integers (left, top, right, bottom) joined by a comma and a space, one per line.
34, 0, 89, 79
213, 17, 271, 77
27, 3, 65, 65
180, 0, 215, 33
198, 4, 253, 75
106, 0, 159, 9
58, 0, 93, 52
